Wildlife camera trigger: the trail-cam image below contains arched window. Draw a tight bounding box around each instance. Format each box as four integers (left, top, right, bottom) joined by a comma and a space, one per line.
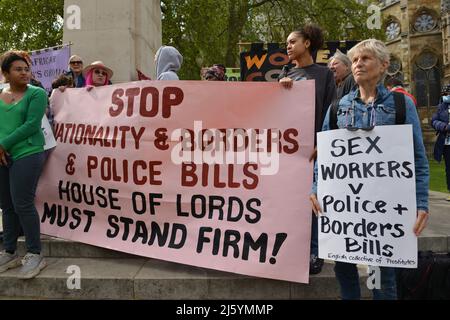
414, 52, 441, 107
443, 0, 450, 13
385, 19, 401, 41
413, 9, 438, 33
388, 55, 402, 76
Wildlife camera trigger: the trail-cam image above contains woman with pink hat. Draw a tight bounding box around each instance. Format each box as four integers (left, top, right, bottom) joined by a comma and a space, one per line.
56, 60, 113, 93
83, 61, 113, 87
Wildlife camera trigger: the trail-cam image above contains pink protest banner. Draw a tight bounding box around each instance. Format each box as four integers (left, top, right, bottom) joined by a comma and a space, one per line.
36, 81, 315, 283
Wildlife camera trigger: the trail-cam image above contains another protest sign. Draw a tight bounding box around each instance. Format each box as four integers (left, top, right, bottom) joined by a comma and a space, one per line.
42, 114, 57, 151
30, 44, 71, 93
240, 41, 358, 82
317, 125, 418, 268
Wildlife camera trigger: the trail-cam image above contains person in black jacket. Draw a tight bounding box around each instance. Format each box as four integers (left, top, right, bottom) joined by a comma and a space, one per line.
279, 24, 337, 275
431, 84, 450, 201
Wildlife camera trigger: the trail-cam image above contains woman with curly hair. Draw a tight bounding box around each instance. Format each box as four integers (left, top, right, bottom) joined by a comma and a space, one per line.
279, 24, 337, 275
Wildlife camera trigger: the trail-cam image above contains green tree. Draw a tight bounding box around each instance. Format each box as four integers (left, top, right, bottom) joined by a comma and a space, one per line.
247, 0, 384, 43
162, 0, 384, 79
161, 0, 230, 80
0, 0, 384, 79
0, 0, 64, 53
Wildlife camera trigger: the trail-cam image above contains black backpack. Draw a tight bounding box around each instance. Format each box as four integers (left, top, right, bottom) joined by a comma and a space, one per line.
397, 251, 450, 300
329, 91, 406, 129
396, 251, 435, 299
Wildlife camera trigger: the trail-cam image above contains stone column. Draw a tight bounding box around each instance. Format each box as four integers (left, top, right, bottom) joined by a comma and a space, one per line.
63, 0, 161, 83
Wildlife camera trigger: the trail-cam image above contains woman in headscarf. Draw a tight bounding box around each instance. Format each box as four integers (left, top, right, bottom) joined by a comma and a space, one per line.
155, 46, 183, 80
203, 64, 226, 81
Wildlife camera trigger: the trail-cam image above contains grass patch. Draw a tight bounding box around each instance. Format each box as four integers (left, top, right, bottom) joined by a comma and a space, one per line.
429, 158, 448, 193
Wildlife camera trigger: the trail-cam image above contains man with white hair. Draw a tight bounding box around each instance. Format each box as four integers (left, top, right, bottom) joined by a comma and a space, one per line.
328, 49, 356, 99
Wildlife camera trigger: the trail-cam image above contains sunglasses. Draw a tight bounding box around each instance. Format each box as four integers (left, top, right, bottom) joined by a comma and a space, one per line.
70, 61, 83, 65
94, 69, 107, 76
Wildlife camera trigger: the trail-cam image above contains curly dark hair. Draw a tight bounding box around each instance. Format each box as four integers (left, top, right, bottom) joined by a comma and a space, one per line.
52, 74, 74, 89
1, 51, 29, 74
292, 24, 324, 53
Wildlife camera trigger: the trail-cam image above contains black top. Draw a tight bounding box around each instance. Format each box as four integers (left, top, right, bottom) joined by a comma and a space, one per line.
280, 64, 337, 138
336, 72, 356, 100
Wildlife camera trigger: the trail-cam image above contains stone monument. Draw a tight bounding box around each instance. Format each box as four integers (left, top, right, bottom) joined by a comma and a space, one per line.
63, 0, 161, 83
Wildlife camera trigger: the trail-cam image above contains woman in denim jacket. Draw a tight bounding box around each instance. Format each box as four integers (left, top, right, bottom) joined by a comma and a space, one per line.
431, 85, 450, 200
309, 39, 429, 300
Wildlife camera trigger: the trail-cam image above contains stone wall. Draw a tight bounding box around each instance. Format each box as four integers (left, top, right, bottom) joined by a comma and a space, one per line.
382, 0, 442, 156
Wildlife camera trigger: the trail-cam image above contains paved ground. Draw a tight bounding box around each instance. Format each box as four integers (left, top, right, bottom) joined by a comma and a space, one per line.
0, 191, 447, 300
423, 191, 450, 236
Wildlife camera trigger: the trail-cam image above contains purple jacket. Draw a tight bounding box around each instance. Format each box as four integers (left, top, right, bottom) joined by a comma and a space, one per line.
431, 102, 450, 161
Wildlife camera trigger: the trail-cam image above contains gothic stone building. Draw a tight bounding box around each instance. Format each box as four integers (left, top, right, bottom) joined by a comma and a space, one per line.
381, 0, 450, 154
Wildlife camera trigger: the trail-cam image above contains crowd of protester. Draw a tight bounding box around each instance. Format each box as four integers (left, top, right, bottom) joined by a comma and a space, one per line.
0, 25, 437, 300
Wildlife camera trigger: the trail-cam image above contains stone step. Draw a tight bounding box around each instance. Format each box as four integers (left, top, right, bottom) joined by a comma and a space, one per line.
0, 258, 371, 300
1, 236, 136, 259
418, 234, 450, 253
2, 233, 447, 260
0, 234, 445, 299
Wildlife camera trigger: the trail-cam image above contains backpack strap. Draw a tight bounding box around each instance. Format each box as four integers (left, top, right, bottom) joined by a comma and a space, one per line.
330, 91, 406, 129
329, 99, 339, 130
393, 91, 406, 124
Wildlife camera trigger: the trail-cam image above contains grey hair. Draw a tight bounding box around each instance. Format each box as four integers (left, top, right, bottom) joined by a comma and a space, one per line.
328, 49, 351, 69
347, 39, 390, 65
347, 39, 390, 79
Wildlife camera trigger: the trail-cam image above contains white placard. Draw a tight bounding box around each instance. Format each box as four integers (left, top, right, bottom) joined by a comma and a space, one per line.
42, 114, 57, 151
317, 125, 417, 268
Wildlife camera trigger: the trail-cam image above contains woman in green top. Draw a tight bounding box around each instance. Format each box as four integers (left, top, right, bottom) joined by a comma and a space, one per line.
0, 52, 48, 279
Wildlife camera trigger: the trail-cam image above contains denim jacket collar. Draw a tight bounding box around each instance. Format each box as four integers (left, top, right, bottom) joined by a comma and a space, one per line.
349, 83, 390, 105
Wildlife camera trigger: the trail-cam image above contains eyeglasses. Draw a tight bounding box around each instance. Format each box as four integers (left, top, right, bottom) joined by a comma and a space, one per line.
94, 69, 107, 76
344, 100, 376, 131
70, 61, 83, 65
